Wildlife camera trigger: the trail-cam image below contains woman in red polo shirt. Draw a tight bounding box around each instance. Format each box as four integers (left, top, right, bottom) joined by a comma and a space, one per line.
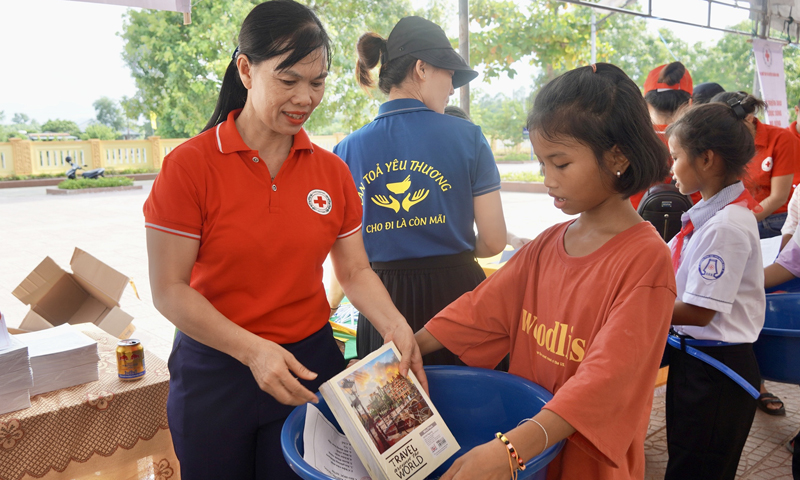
143, 2, 424, 479
712, 91, 798, 238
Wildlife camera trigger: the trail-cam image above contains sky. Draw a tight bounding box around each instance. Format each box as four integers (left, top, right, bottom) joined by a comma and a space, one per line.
0, 0, 751, 127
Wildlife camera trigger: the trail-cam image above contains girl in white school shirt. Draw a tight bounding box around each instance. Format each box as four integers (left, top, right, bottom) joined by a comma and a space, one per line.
664, 96, 766, 480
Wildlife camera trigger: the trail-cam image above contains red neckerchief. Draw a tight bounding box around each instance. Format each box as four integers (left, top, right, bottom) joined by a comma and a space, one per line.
671, 189, 762, 272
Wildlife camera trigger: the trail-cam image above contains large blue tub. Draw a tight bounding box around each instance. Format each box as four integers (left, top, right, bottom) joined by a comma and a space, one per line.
753, 293, 800, 384
281, 365, 565, 480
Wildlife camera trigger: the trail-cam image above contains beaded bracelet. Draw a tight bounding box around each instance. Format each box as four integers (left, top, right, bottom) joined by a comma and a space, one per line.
495, 432, 526, 472
496, 433, 519, 480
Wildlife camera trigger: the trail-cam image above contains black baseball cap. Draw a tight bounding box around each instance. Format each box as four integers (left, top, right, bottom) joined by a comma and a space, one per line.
693, 82, 725, 105
386, 16, 478, 89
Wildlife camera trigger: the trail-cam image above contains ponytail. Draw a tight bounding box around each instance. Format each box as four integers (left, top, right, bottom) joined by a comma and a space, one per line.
202, 59, 248, 133
356, 33, 386, 89
356, 30, 416, 95
644, 61, 692, 115
710, 91, 766, 117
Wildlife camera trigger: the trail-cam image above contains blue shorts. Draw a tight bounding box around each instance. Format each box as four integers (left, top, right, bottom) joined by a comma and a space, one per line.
758, 212, 788, 239
167, 323, 345, 479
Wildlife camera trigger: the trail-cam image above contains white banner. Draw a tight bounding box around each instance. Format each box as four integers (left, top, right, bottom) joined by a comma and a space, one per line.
753, 38, 790, 128
64, 0, 190, 13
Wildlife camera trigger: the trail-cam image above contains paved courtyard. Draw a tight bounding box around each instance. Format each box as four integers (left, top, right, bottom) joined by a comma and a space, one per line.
0, 176, 797, 478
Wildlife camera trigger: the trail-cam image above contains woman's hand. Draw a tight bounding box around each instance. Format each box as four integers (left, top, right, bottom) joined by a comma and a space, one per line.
384, 323, 429, 394
440, 439, 511, 480
243, 337, 320, 406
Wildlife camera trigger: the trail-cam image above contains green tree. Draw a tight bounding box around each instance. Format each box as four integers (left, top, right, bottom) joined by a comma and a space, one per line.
81, 123, 119, 140
93, 97, 125, 132
12, 113, 30, 125
120, 0, 445, 138
41, 119, 81, 137
470, 89, 529, 146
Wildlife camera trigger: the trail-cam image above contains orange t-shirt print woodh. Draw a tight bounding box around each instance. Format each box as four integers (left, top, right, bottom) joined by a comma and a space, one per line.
425, 220, 677, 480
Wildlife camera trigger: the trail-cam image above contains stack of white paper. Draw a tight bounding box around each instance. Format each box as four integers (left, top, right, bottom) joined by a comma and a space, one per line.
0, 335, 34, 415
16, 324, 99, 396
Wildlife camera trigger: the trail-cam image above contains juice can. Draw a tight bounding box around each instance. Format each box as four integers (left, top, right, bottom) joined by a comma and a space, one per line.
116, 339, 146, 380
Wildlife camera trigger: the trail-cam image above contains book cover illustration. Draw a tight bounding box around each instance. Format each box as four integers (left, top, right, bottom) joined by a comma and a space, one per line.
320, 342, 459, 480
337, 348, 434, 455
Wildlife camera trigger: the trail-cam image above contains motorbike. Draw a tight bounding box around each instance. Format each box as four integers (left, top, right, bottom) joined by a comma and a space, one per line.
65, 157, 105, 180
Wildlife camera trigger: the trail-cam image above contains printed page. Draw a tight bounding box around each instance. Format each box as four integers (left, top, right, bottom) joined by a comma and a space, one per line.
303, 403, 372, 480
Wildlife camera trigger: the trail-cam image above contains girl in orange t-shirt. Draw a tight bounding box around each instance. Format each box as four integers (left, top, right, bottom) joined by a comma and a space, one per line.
416, 63, 677, 480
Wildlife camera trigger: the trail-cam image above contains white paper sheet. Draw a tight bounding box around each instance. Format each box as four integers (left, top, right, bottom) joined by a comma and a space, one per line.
0, 312, 11, 350
762, 236, 782, 266
303, 403, 372, 480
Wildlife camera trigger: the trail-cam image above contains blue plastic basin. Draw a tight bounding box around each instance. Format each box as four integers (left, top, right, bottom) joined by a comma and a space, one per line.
281, 365, 565, 480
753, 293, 800, 384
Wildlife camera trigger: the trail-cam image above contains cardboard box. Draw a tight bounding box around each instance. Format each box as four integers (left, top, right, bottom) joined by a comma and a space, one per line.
12, 248, 135, 339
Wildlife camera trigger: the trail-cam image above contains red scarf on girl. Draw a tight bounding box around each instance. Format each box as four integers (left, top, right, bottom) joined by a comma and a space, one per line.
671, 189, 762, 272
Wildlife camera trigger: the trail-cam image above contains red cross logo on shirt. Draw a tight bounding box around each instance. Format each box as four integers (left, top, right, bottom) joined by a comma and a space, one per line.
762, 156, 774, 172
307, 189, 332, 215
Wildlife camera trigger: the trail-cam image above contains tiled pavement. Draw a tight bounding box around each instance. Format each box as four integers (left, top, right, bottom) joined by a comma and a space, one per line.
1, 178, 797, 478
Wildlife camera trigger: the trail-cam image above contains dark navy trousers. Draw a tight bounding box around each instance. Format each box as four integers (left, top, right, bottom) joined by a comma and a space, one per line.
167, 323, 346, 479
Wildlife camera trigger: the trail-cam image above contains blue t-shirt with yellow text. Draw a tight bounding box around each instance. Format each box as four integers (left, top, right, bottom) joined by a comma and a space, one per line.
333, 99, 501, 262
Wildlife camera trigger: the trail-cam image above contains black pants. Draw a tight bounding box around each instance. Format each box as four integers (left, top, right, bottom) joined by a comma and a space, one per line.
665, 343, 760, 480
357, 250, 487, 366
167, 323, 346, 480
794, 430, 800, 480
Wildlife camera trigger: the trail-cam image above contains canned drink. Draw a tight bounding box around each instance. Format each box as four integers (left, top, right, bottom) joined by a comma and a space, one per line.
116, 339, 146, 380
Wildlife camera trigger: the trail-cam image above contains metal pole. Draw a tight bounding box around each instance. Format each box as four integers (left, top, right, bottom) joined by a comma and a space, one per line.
459, 0, 470, 116
753, 1, 769, 99
591, 10, 597, 64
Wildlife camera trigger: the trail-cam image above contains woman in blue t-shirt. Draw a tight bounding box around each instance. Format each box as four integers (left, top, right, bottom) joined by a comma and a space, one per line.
333, 16, 509, 365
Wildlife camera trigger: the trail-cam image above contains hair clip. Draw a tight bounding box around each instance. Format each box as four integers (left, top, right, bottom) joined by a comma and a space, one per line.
726, 97, 747, 120
232, 45, 240, 61
591, 64, 597, 73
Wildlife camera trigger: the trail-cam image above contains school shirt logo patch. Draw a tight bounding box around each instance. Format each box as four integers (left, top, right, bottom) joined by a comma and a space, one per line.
698, 254, 725, 281
307, 189, 332, 215
762, 157, 774, 172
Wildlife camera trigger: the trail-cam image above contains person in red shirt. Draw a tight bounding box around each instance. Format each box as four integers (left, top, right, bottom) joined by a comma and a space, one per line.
711, 91, 797, 238
143, 3, 424, 479
790, 99, 800, 141
630, 62, 702, 209
416, 63, 677, 480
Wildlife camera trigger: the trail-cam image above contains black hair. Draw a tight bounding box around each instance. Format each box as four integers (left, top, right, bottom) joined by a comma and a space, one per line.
202, 0, 331, 133
444, 105, 472, 122
644, 62, 692, 114
527, 63, 669, 198
709, 91, 766, 118
356, 32, 416, 94
666, 102, 755, 180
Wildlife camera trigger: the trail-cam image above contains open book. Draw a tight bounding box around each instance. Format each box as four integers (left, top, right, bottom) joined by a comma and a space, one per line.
319, 342, 459, 480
